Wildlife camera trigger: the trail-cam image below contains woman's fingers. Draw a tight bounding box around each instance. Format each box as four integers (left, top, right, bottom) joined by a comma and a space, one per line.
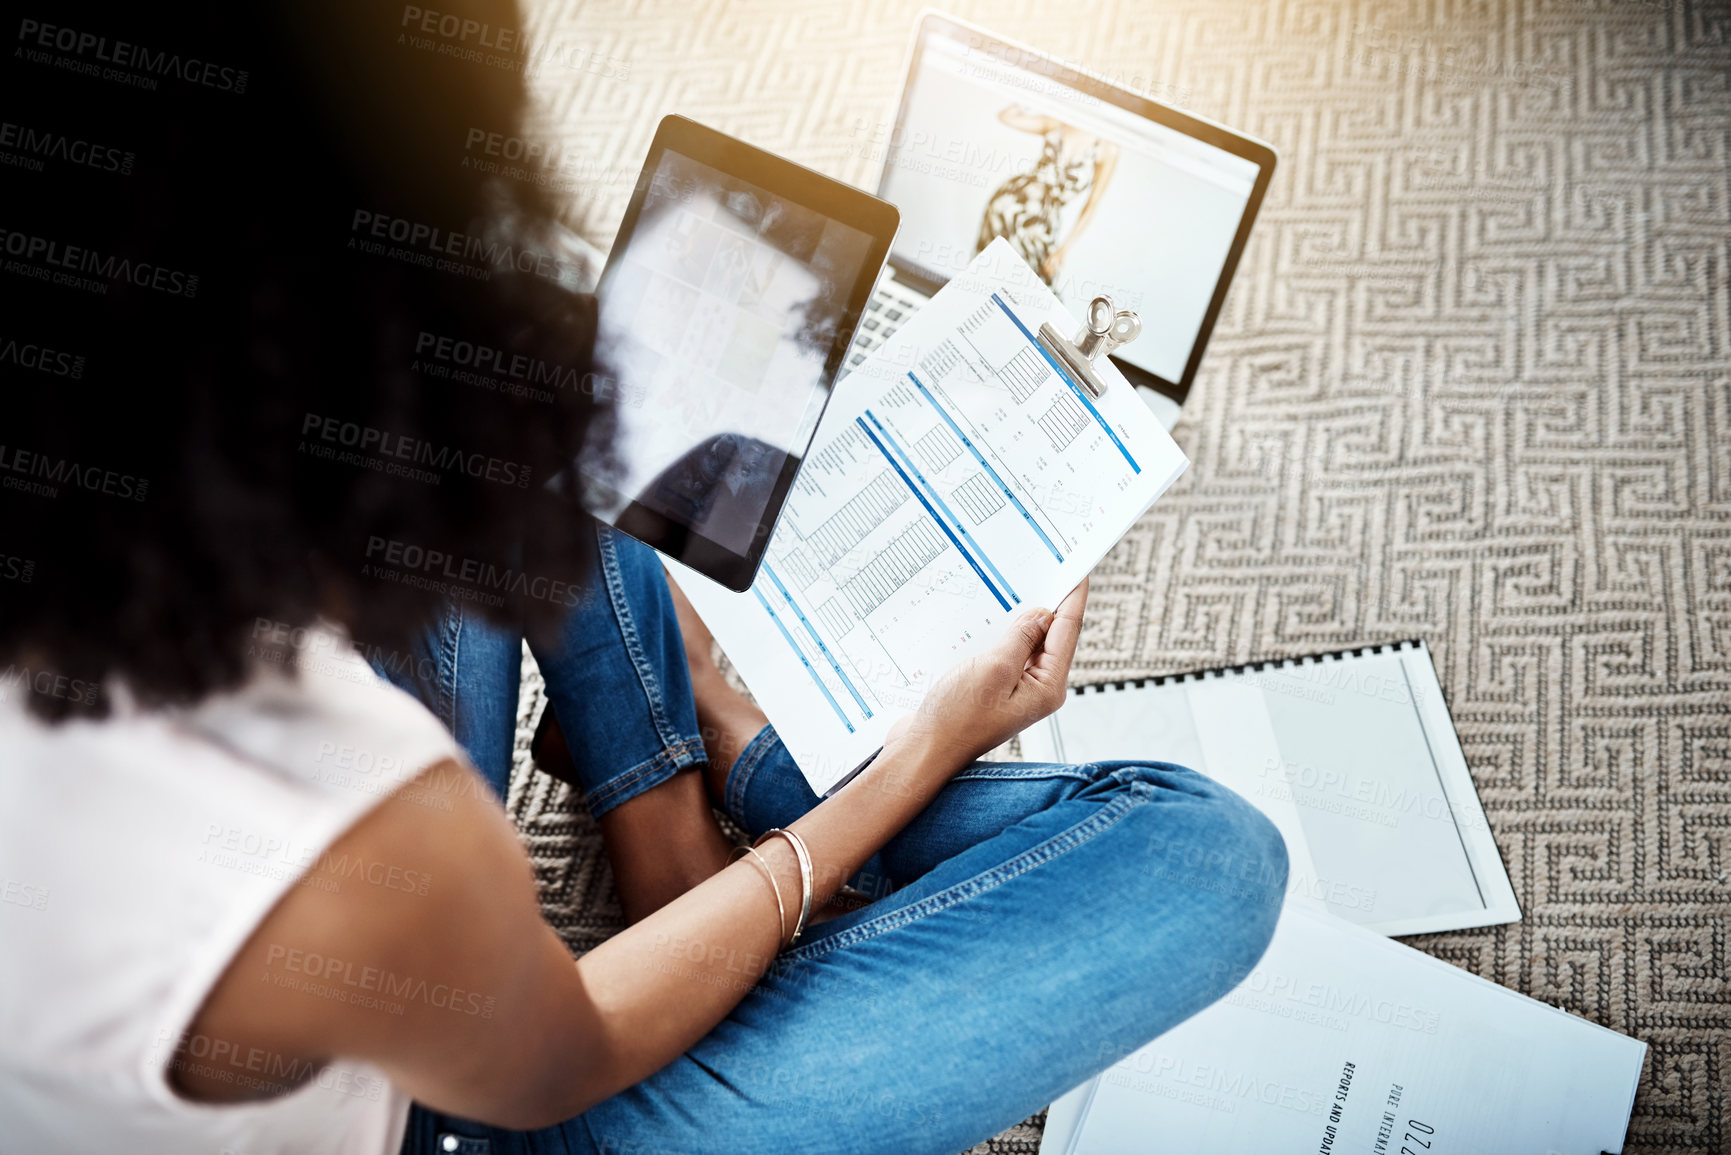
994, 607, 1053, 675
1034, 579, 1088, 676
1055, 577, 1089, 621
1017, 579, 1088, 717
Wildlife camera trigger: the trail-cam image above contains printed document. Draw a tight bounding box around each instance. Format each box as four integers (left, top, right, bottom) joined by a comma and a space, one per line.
1046, 905, 1645, 1155
673, 238, 1188, 792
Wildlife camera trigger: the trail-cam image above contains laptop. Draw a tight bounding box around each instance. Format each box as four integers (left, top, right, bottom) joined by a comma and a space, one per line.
843, 11, 1277, 428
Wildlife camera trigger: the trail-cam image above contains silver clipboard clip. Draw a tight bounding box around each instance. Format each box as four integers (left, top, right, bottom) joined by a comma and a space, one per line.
1037, 296, 1142, 400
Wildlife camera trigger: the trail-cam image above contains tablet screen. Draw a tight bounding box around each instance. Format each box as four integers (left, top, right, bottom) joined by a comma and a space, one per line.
590, 147, 879, 560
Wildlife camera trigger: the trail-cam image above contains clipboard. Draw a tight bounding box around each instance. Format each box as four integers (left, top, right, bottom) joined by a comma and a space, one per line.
671, 238, 1192, 796
1037, 296, 1142, 399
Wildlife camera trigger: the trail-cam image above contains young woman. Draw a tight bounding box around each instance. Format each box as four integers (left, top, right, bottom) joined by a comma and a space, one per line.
976, 106, 1120, 285
0, 3, 1286, 1152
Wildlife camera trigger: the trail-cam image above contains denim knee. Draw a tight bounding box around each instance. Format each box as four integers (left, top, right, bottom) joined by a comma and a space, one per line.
1117, 762, 1289, 961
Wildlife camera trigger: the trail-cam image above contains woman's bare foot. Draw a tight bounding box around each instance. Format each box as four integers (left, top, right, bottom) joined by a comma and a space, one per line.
666, 572, 768, 806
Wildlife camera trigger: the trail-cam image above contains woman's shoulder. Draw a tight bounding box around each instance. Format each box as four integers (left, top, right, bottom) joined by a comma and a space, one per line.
0, 624, 473, 881
178, 623, 466, 801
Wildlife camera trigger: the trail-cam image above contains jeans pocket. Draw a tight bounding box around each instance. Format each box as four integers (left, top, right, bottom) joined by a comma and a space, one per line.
435, 1133, 491, 1155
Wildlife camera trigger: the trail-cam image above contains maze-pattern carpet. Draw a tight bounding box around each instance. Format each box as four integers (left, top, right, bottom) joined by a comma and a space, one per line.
501, 1, 1731, 1150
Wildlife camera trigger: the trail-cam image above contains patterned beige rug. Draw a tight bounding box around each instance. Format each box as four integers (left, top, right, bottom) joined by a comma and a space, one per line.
502, 1, 1731, 1151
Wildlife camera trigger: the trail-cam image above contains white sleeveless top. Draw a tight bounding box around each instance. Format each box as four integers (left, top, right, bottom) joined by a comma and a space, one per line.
0, 629, 464, 1154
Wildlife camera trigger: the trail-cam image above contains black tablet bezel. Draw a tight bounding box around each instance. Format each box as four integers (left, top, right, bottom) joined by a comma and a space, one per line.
584, 115, 899, 591
879, 12, 1276, 407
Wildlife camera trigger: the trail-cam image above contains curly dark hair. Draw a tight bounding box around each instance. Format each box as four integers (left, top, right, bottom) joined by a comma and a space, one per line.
0, 0, 618, 719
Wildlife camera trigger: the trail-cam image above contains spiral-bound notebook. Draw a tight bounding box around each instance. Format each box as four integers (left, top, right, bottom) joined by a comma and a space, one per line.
1020, 640, 1519, 938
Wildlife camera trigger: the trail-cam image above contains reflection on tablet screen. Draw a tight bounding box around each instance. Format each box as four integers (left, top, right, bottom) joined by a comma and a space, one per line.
592, 150, 875, 556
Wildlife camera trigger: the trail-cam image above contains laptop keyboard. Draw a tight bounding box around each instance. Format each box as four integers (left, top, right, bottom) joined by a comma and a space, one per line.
838, 278, 929, 380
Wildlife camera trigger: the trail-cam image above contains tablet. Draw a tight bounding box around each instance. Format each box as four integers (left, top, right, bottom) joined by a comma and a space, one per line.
578, 115, 899, 590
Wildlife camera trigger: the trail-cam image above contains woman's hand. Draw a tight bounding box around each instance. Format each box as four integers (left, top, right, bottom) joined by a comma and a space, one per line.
886, 578, 1089, 773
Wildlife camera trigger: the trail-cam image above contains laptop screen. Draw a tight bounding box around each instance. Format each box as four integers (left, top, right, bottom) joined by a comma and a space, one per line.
875, 18, 1268, 393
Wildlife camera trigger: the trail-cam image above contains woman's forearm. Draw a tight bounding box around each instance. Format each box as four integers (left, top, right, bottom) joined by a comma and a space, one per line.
569, 739, 951, 1102
1064, 150, 1117, 249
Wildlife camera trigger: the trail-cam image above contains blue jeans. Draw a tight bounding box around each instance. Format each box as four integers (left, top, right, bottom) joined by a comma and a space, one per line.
382, 526, 1288, 1155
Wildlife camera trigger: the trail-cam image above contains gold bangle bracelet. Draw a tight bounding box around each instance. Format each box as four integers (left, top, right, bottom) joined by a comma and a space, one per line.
729, 845, 786, 946
753, 828, 814, 945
